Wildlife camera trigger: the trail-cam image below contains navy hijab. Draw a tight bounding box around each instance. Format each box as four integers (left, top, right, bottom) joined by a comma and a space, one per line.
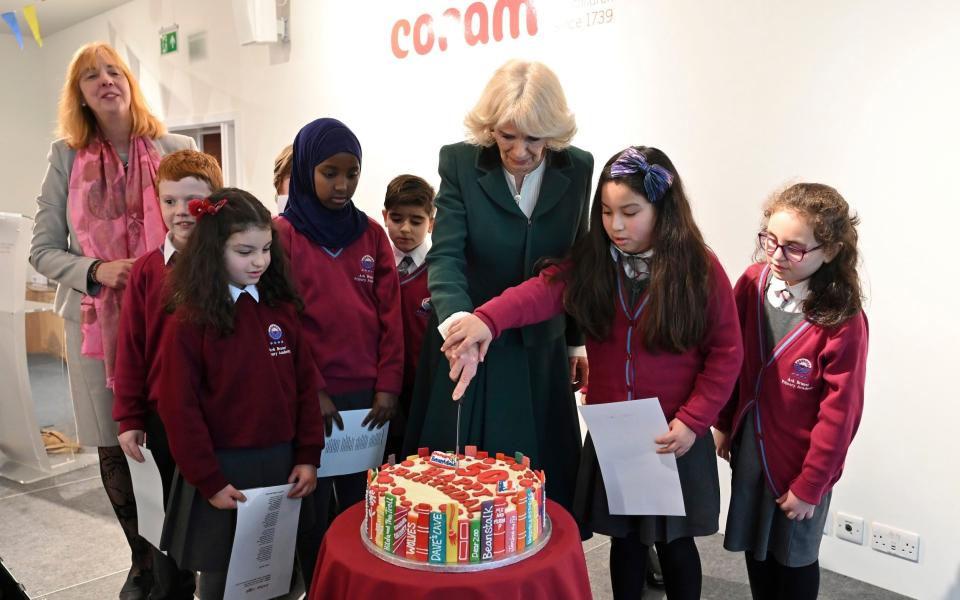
281, 118, 368, 248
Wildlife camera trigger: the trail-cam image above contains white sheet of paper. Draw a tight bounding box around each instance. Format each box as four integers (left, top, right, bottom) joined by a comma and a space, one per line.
317, 409, 389, 477
224, 484, 301, 600
578, 398, 686, 516
125, 446, 166, 548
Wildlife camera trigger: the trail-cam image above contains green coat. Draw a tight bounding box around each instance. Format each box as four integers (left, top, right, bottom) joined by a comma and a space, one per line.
404, 141, 594, 511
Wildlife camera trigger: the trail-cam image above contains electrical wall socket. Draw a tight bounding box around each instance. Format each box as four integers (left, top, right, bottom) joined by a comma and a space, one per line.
835, 512, 864, 544
871, 522, 920, 562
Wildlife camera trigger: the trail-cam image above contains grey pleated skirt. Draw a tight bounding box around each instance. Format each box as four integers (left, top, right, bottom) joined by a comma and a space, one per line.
160, 443, 315, 572
573, 431, 720, 545
64, 318, 119, 447
722, 417, 830, 567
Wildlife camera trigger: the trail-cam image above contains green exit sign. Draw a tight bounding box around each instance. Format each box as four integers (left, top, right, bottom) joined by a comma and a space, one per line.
160, 29, 178, 55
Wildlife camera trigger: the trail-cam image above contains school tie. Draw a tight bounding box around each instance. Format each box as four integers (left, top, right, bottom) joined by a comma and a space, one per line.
622, 254, 651, 281
777, 287, 793, 309
397, 255, 414, 276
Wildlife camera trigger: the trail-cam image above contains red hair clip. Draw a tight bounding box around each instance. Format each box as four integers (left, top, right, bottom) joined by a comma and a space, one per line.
188, 198, 227, 219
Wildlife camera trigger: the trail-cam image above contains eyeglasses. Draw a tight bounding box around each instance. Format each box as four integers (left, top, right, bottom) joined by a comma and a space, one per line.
757, 232, 823, 263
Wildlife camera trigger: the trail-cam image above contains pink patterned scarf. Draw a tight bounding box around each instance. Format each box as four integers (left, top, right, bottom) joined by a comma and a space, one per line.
68, 135, 164, 389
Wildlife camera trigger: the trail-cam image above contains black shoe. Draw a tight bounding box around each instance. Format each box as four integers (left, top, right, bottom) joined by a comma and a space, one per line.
147, 546, 196, 600
119, 568, 152, 600
146, 571, 196, 600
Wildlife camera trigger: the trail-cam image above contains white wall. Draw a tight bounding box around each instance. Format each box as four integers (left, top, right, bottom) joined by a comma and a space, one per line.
2, 0, 958, 597
0, 40, 53, 217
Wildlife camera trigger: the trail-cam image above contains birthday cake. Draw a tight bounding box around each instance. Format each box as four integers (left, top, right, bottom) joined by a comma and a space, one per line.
362, 447, 550, 570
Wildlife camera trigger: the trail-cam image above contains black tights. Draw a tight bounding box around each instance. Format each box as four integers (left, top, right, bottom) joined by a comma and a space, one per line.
744, 553, 820, 600
609, 534, 701, 599
98, 446, 151, 573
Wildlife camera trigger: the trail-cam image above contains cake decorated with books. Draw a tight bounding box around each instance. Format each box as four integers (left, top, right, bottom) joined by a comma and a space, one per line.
362, 446, 550, 570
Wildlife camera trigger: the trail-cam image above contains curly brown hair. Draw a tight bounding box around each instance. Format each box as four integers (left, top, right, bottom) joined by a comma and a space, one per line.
758, 183, 863, 328
553, 146, 712, 352
166, 188, 302, 335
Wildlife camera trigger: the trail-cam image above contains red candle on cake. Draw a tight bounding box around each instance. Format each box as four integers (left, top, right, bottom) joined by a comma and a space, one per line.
415, 503, 431, 562
492, 497, 507, 558
515, 491, 527, 552
393, 502, 409, 556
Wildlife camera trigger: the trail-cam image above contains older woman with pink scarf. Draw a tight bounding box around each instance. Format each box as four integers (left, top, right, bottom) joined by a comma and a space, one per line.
29, 42, 195, 600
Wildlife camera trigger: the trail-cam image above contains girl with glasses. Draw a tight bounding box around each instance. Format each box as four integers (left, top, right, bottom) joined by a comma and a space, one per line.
715, 183, 869, 600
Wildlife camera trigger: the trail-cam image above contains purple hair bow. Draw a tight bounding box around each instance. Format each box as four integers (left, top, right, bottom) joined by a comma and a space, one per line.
609, 147, 674, 203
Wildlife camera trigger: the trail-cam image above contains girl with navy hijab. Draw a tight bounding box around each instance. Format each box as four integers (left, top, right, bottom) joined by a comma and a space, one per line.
275, 118, 404, 589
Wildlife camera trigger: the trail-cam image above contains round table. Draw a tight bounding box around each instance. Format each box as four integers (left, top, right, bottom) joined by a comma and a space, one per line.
308, 499, 593, 600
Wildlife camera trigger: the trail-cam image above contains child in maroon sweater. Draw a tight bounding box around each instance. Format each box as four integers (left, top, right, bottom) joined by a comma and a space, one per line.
157, 188, 324, 600
274, 118, 403, 590
715, 184, 868, 600
381, 174, 435, 458
113, 149, 222, 599
443, 147, 743, 599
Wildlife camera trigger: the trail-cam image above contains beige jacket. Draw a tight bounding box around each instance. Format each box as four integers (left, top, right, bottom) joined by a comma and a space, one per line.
29, 134, 197, 321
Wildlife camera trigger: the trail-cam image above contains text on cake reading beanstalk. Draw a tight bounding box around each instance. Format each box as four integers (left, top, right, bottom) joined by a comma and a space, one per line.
481, 503, 494, 559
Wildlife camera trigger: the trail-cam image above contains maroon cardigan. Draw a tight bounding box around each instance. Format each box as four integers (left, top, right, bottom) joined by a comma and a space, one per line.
399, 263, 431, 391
113, 247, 169, 433
475, 254, 742, 436
275, 216, 404, 396
158, 296, 325, 498
716, 262, 868, 505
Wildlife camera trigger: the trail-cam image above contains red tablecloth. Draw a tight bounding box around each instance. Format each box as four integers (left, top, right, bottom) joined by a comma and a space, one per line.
309, 499, 593, 600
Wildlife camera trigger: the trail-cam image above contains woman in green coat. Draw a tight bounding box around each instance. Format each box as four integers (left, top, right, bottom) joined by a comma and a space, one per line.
403, 59, 594, 512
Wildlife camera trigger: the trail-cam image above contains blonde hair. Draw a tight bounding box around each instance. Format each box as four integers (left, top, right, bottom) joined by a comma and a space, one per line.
464, 59, 577, 150
57, 42, 165, 149
273, 144, 293, 193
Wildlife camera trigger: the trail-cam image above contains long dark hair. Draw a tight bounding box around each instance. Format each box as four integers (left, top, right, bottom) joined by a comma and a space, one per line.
555, 146, 712, 352
166, 188, 302, 335
758, 183, 863, 327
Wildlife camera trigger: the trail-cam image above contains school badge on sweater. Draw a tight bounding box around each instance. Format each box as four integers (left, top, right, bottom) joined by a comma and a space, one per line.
267, 323, 291, 357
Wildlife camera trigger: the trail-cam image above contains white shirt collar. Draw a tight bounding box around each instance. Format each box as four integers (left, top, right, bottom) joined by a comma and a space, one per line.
392, 237, 432, 270
767, 275, 809, 313
502, 159, 547, 219
228, 284, 260, 303
162, 232, 178, 265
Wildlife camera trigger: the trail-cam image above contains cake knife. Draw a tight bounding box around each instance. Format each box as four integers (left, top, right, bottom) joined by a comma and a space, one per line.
454, 398, 462, 468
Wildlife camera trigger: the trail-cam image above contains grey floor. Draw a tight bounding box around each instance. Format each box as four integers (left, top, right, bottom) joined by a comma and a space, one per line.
0, 460, 912, 600
2, 356, 911, 599
28, 354, 75, 433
